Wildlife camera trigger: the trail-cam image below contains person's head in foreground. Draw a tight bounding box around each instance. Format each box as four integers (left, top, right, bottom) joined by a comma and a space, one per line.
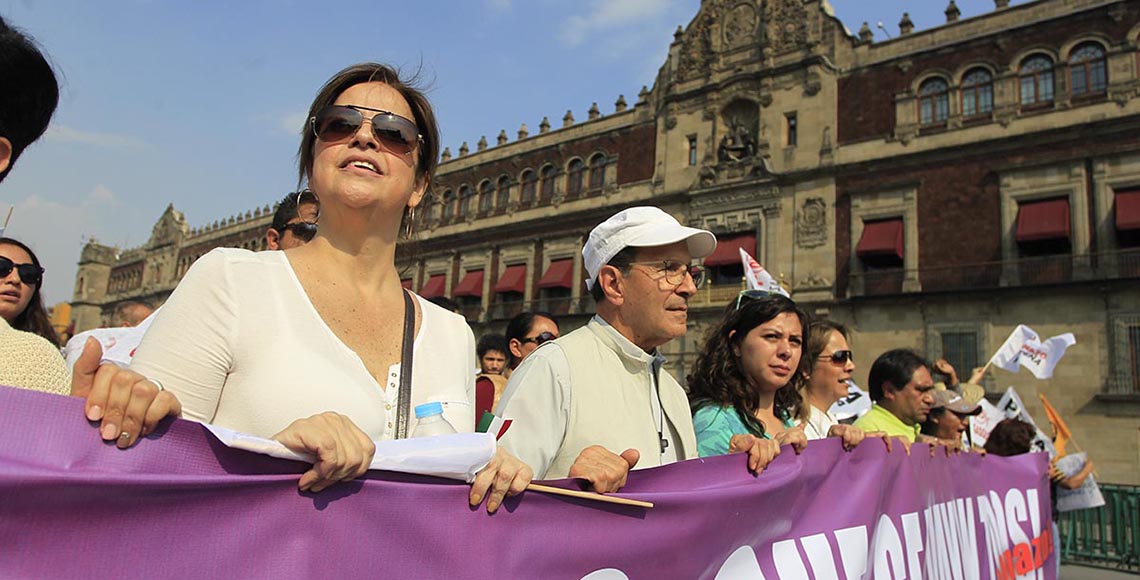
583, 206, 715, 351
687, 293, 810, 436
266, 190, 320, 250
921, 389, 981, 441
868, 349, 936, 426
983, 418, 1036, 456
112, 301, 154, 328
504, 310, 559, 369
0, 237, 56, 343
0, 16, 58, 183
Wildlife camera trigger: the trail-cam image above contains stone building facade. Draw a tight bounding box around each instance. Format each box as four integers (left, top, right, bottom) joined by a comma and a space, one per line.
72, 0, 1140, 483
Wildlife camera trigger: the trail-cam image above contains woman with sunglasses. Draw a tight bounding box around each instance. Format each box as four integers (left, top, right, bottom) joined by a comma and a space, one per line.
504, 310, 560, 374
0, 237, 70, 394
798, 319, 873, 447
72, 63, 531, 511
686, 293, 810, 457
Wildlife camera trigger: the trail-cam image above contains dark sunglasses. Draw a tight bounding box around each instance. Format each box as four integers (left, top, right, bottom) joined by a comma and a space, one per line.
819, 350, 854, 364
0, 256, 43, 286
312, 105, 422, 155
276, 221, 318, 242
520, 331, 557, 346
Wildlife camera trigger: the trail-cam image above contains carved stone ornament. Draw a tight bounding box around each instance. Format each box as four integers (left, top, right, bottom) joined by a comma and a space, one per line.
797, 271, 832, 290
765, 0, 809, 54
795, 197, 828, 249
690, 188, 780, 210
677, 7, 719, 81
722, 3, 758, 49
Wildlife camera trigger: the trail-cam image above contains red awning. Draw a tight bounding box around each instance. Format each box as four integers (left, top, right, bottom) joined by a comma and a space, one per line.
1116, 190, 1140, 232
400, 278, 413, 290
856, 219, 904, 259
419, 274, 446, 298
493, 264, 527, 294
537, 259, 574, 289
703, 233, 757, 267
1016, 198, 1070, 242
452, 269, 485, 297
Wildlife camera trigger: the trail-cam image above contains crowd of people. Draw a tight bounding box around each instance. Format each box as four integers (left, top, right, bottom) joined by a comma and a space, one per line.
0, 15, 1085, 517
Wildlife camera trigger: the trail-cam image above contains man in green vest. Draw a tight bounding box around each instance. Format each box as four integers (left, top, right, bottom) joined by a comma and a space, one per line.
854, 349, 936, 443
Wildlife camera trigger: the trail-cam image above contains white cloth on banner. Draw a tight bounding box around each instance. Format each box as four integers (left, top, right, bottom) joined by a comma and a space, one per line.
205, 425, 496, 482
63, 310, 158, 369
989, 324, 1076, 379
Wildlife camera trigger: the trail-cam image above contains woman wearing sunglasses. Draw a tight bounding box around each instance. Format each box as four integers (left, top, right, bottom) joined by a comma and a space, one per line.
686, 293, 810, 457
798, 319, 873, 447
0, 236, 70, 395
72, 63, 531, 510
504, 310, 560, 374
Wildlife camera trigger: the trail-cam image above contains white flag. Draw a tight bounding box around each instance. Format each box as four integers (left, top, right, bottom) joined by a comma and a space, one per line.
988, 324, 1076, 379
738, 248, 789, 297
995, 386, 1058, 457
829, 380, 871, 422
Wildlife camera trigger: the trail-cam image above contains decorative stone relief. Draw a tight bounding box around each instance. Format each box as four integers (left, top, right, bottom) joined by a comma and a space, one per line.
795, 197, 828, 249
796, 271, 832, 290
722, 3, 758, 50
765, 0, 809, 54
677, 8, 718, 81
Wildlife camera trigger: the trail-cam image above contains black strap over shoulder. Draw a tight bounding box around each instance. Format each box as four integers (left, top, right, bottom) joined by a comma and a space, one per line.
393, 289, 415, 439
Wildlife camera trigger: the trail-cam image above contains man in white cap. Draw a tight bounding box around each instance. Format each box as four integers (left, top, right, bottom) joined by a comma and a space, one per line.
497, 207, 781, 492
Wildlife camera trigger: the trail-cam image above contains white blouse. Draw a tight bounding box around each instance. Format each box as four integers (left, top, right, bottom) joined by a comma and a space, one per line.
800, 405, 840, 441
130, 248, 475, 440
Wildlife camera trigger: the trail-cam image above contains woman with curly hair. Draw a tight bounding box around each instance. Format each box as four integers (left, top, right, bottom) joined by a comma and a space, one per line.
687, 293, 810, 456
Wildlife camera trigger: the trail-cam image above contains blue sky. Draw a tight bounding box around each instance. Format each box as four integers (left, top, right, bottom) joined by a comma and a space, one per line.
0, 0, 1023, 305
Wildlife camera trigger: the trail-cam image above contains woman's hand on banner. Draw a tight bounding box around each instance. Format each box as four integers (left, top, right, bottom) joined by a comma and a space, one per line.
827, 424, 868, 451
728, 434, 780, 474
70, 337, 182, 449
470, 447, 533, 513
272, 412, 375, 493
568, 445, 640, 494
775, 425, 808, 454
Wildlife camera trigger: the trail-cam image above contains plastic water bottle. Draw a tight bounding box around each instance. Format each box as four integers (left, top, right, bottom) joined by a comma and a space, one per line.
411, 402, 457, 438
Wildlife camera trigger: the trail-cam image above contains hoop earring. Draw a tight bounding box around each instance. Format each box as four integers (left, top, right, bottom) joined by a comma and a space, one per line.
402, 207, 416, 239
302, 188, 321, 220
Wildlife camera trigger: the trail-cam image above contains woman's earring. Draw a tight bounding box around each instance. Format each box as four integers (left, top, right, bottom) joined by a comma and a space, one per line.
402, 207, 416, 239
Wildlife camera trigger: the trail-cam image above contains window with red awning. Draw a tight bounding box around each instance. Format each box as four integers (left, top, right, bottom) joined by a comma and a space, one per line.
452, 270, 485, 297
493, 264, 527, 294
703, 233, 757, 267
1115, 189, 1140, 232
419, 274, 446, 298
857, 218, 904, 260
1016, 198, 1070, 242
537, 259, 574, 289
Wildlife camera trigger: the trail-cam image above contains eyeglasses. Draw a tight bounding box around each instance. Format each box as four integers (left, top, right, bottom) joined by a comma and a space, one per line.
0, 256, 43, 286
627, 260, 705, 288
520, 331, 557, 346
275, 221, 318, 242
818, 350, 854, 364
311, 105, 422, 155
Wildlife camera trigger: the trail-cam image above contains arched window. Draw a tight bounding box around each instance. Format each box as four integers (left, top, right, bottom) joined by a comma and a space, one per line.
478, 180, 494, 213
539, 165, 556, 202
566, 159, 585, 196
520, 170, 537, 203
961, 68, 993, 118
918, 77, 949, 126
1069, 42, 1107, 96
441, 189, 454, 220
1019, 55, 1054, 106
458, 185, 473, 215
496, 176, 511, 209
589, 154, 606, 191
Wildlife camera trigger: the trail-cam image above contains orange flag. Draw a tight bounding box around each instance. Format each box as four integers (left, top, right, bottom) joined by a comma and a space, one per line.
1039, 394, 1070, 457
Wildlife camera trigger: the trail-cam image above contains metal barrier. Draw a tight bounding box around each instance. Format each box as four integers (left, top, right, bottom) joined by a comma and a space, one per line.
1058, 483, 1140, 571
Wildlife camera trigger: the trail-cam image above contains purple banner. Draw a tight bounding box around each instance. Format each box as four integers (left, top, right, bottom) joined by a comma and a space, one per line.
0, 386, 1054, 579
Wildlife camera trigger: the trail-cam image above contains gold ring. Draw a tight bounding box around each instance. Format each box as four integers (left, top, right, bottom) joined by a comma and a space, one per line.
118, 431, 131, 440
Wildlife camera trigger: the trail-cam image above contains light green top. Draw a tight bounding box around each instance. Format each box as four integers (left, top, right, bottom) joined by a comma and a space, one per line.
692, 404, 796, 457
853, 403, 921, 442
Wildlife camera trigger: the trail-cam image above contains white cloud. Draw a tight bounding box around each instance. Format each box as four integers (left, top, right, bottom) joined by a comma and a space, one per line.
44, 125, 145, 148
279, 111, 308, 135
86, 185, 117, 204
561, 0, 675, 47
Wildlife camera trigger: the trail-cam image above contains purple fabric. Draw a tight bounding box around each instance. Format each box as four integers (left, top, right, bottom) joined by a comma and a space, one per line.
0, 386, 1054, 579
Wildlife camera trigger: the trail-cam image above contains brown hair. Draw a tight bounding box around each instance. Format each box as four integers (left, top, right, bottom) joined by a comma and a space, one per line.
296, 63, 440, 238
687, 294, 810, 437
0, 237, 58, 344
983, 418, 1036, 456
797, 318, 850, 420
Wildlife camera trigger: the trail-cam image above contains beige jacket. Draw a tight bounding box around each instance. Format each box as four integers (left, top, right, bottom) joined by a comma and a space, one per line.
497, 317, 697, 479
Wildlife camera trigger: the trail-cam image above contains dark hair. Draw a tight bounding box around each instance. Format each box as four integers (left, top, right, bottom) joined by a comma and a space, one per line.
505, 311, 559, 367
297, 63, 440, 239
476, 333, 508, 359
0, 237, 57, 344
984, 419, 1036, 456
920, 407, 947, 437
0, 16, 59, 182
271, 190, 319, 231
687, 294, 810, 437
589, 246, 638, 302
868, 349, 929, 402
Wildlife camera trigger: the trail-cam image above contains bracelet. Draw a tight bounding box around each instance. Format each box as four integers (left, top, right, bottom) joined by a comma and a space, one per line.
148, 378, 166, 392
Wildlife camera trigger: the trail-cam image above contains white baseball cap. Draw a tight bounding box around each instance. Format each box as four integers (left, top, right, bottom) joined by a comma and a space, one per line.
583, 206, 717, 290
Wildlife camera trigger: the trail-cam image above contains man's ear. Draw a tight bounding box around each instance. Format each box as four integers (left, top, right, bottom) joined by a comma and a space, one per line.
881, 382, 897, 401
597, 265, 625, 305
0, 137, 11, 176
265, 228, 281, 251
